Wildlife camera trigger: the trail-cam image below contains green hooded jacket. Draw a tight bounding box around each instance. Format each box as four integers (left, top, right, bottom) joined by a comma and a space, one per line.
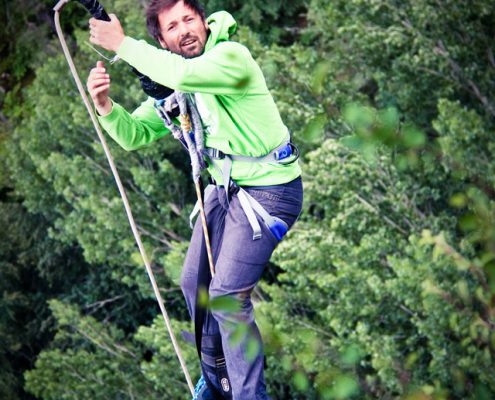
98, 11, 301, 186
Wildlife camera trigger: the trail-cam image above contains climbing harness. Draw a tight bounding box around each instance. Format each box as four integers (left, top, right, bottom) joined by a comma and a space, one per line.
197, 138, 299, 241
53, 0, 194, 395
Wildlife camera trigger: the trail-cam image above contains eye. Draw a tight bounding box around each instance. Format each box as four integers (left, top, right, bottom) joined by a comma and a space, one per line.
167, 25, 176, 31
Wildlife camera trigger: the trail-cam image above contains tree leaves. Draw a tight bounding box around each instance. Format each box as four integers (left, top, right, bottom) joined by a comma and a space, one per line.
1, 0, 495, 398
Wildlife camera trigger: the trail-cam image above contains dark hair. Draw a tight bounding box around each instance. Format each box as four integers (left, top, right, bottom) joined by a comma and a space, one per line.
146, 0, 206, 42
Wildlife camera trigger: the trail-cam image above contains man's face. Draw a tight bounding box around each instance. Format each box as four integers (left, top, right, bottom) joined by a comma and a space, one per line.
157, 1, 208, 58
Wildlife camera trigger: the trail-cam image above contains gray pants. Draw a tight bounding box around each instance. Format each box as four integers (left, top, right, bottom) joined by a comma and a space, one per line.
181, 177, 303, 399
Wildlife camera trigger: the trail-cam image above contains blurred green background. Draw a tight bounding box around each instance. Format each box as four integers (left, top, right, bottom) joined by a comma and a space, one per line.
1, 0, 494, 398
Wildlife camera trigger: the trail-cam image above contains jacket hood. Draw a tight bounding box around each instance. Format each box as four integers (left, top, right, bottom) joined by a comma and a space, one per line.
204, 11, 237, 52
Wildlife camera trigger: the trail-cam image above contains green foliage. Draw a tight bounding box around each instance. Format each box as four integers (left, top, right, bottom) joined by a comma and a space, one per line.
2, 0, 193, 397
0, 0, 93, 119
247, 0, 495, 397
134, 316, 199, 397
259, 140, 493, 398
205, 0, 306, 44
434, 99, 495, 187
307, 0, 495, 122
1, 0, 494, 399
0, 199, 79, 399
24, 300, 195, 400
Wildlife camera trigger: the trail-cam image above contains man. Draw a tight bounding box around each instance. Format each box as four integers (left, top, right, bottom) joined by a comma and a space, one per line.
87, 1, 303, 398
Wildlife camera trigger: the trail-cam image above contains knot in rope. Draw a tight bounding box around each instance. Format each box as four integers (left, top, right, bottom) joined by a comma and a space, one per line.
179, 113, 192, 134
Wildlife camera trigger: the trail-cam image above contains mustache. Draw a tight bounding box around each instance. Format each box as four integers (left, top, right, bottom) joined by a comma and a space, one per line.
180, 34, 197, 46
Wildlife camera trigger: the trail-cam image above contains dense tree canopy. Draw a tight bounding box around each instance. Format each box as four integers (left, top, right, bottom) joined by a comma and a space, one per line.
1, 0, 494, 399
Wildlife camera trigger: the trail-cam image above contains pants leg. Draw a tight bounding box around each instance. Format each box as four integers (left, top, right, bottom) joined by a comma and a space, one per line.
181, 178, 303, 400
180, 187, 225, 334
180, 187, 231, 397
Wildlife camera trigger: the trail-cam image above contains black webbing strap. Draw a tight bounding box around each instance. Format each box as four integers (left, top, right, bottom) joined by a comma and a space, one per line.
193, 194, 231, 399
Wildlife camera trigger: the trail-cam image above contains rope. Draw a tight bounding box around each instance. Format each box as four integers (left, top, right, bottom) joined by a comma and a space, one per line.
187, 95, 206, 169
54, 9, 194, 396
176, 93, 216, 277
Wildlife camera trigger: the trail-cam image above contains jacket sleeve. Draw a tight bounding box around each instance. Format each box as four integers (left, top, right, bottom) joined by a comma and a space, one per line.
97, 97, 170, 151
116, 38, 250, 96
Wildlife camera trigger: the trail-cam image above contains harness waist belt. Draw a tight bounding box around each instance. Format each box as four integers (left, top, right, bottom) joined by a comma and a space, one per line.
203, 141, 299, 165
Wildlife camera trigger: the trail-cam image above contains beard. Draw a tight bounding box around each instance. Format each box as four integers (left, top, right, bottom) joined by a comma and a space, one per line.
178, 34, 204, 58
181, 47, 203, 58
161, 31, 209, 59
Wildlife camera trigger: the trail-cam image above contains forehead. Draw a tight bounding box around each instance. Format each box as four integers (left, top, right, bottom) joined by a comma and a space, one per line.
158, 1, 200, 26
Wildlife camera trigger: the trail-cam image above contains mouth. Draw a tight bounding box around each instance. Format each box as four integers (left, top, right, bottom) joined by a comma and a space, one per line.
181, 38, 197, 47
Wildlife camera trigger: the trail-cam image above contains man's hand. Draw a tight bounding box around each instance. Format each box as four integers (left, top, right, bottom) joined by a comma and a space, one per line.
89, 14, 125, 52
87, 61, 112, 116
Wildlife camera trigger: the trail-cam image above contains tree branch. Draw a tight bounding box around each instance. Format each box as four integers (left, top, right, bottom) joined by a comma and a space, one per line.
84, 294, 125, 313
137, 223, 173, 249
434, 40, 495, 117
488, 47, 495, 69
354, 193, 409, 235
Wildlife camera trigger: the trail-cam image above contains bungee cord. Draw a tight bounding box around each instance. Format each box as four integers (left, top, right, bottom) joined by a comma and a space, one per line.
53, 0, 194, 395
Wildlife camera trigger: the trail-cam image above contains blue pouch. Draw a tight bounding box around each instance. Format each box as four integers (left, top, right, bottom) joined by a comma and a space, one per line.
267, 217, 289, 241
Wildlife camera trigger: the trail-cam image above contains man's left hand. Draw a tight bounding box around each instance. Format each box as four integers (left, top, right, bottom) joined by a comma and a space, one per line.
89, 14, 125, 52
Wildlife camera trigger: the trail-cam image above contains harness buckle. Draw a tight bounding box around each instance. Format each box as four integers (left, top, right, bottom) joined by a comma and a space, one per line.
228, 181, 240, 196
275, 143, 300, 165
209, 148, 225, 159
274, 143, 292, 161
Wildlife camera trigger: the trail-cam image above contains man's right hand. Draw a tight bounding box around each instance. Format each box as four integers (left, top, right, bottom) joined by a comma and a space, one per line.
87, 61, 112, 116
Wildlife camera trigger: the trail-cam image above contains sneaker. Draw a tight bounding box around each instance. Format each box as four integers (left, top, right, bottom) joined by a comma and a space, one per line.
193, 375, 214, 400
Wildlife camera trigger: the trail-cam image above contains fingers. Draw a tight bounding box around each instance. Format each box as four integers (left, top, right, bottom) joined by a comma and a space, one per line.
88, 68, 109, 83
89, 61, 108, 79
86, 60, 112, 114
87, 77, 110, 91
88, 17, 101, 44
89, 30, 98, 45
87, 62, 110, 95
88, 13, 124, 52
87, 78, 110, 95
88, 18, 96, 40
91, 83, 111, 97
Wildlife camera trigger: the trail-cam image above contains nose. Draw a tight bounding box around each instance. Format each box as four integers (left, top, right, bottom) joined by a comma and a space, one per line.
178, 22, 190, 39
